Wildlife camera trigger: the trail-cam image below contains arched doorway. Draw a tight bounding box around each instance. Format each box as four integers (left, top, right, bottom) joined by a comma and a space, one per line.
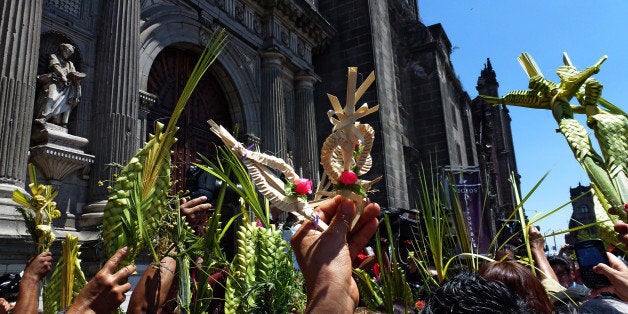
147, 46, 233, 193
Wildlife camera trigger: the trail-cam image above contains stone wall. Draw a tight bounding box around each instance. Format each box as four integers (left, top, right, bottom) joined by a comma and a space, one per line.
314, 0, 386, 205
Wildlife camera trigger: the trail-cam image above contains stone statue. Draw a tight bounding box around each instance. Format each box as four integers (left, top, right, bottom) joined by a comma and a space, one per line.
36, 43, 86, 127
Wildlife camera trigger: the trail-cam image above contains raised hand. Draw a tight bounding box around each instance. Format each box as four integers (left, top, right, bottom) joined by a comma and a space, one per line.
180, 196, 213, 235
590, 252, 628, 301
67, 247, 136, 314
290, 196, 380, 313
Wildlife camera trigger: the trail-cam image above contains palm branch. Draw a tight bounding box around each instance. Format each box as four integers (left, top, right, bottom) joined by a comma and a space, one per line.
101, 28, 228, 265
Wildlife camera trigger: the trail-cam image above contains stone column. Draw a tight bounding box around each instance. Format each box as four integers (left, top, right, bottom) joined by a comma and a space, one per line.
260, 49, 287, 159
0, 0, 43, 205
83, 0, 140, 227
294, 72, 319, 182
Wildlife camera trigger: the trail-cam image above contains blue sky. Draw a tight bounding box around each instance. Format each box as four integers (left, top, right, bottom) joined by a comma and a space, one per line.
419, 1, 628, 249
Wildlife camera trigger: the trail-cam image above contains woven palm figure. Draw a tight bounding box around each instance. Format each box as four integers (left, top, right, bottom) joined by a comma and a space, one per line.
482, 52, 627, 250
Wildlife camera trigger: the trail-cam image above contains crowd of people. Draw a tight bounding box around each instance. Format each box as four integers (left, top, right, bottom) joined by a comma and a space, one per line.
1, 194, 628, 313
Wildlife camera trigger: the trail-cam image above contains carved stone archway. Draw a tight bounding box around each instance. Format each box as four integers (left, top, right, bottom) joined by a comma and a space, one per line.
147, 46, 232, 192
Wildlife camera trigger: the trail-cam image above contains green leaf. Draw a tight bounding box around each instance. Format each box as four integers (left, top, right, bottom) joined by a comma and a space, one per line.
12, 190, 31, 208
334, 183, 366, 197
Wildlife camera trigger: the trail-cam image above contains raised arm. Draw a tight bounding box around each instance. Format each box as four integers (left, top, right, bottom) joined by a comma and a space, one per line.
528, 225, 564, 293
12, 251, 52, 314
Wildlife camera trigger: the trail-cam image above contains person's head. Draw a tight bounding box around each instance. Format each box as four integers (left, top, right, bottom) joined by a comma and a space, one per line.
59, 43, 75, 58
422, 271, 529, 313
495, 244, 518, 261
478, 261, 553, 314
547, 254, 576, 288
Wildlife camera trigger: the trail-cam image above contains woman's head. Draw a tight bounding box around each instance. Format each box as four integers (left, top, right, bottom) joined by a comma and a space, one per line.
478, 260, 553, 314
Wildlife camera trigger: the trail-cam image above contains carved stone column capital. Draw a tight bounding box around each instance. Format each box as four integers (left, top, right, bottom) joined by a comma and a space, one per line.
295, 72, 318, 90
260, 49, 285, 67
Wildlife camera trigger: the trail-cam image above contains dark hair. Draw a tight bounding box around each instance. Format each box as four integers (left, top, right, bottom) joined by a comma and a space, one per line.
478, 261, 553, 314
547, 254, 573, 270
422, 271, 529, 313
495, 244, 519, 261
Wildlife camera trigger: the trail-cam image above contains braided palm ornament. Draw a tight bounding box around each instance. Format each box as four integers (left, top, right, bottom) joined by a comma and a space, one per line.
209, 67, 381, 230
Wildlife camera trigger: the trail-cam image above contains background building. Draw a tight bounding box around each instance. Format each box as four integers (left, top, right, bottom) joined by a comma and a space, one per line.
0, 0, 520, 269
565, 183, 598, 245
471, 59, 521, 243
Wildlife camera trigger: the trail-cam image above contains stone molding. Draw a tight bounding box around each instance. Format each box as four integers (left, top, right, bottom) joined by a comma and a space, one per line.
30, 121, 94, 181
30, 146, 94, 180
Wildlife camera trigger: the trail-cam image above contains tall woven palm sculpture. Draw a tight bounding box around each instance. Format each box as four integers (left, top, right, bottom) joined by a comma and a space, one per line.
482, 52, 627, 250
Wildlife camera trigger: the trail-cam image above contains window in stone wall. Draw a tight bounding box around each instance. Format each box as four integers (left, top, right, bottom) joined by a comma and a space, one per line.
456, 143, 462, 164
451, 102, 458, 129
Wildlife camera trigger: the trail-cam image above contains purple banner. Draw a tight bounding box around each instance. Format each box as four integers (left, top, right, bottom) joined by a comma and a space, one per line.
442, 167, 490, 254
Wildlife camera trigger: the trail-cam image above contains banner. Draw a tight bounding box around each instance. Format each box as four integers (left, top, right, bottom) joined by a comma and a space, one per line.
442, 166, 490, 254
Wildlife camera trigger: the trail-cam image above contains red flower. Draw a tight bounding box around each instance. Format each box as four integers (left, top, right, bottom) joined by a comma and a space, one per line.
415, 300, 426, 310
356, 249, 368, 263
339, 170, 358, 185
294, 178, 313, 195
373, 262, 381, 280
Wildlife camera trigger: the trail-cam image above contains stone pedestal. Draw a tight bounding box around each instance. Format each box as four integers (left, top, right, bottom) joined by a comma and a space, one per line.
79, 200, 106, 229
30, 120, 95, 181
29, 121, 95, 230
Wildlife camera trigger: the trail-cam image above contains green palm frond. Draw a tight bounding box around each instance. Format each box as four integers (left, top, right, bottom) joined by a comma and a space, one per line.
101, 29, 228, 265
197, 143, 270, 226
224, 221, 304, 313
43, 234, 86, 314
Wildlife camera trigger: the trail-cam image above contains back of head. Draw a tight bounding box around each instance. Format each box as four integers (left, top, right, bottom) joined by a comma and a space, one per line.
547, 254, 573, 270
478, 261, 553, 314
422, 272, 529, 313
495, 244, 518, 261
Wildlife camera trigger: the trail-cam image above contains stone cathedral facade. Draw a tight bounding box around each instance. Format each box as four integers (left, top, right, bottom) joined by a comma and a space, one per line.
0, 0, 520, 269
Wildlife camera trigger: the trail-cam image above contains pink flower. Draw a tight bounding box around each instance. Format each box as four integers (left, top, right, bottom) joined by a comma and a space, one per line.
339, 170, 358, 185
415, 300, 426, 310
294, 178, 313, 195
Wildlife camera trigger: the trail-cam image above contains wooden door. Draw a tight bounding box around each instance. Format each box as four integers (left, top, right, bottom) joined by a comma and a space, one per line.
147, 46, 232, 193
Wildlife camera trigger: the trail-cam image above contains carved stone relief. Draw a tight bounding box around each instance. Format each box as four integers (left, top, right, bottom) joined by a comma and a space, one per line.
45, 0, 81, 17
